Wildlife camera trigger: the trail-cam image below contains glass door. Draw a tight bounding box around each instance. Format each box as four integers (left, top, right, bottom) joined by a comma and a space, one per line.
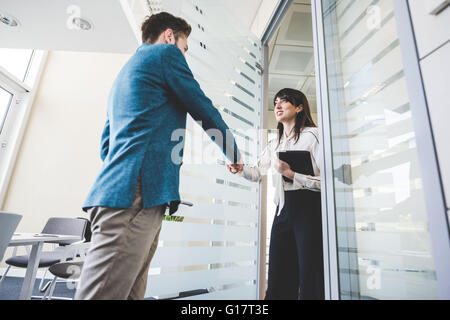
318, 0, 439, 299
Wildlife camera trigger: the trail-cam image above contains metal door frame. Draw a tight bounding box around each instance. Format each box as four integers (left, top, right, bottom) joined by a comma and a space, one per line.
310, 0, 450, 300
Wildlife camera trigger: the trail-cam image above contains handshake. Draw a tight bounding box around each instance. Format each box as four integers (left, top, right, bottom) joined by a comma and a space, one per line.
226, 161, 244, 175
226, 158, 295, 179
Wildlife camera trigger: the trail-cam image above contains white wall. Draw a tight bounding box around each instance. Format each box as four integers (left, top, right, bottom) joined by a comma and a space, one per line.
408, 0, 450, 212
1, 50, 130, 264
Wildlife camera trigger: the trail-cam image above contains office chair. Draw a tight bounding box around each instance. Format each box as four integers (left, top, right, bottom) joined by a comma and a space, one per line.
0, 212, 22, 262
41, 218, 91, 300
0, 217, 88, 296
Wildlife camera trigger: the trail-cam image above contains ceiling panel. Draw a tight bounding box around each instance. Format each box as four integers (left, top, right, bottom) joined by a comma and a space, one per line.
269, 45, 314, 76
267, 1, 316, 116
275, 50, 313, 73
0, 0, 141, 53
276, 3, 313, 47
269, 74, 307, 93
285, 11, 313, 42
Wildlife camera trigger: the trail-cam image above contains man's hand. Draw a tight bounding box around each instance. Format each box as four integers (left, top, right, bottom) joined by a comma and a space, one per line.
274, 158, 295, 180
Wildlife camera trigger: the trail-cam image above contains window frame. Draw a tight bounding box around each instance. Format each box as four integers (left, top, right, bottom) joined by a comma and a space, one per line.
0, 85, 14, 135
0, 50, 47, 208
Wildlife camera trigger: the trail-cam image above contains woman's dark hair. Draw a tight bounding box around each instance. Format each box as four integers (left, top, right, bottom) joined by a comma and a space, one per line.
273, 88, 316, 146
141, 12, 192, 44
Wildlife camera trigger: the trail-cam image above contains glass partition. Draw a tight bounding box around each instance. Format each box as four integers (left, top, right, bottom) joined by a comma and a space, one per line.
144, 0, 263, 300
321, 0, 438, 299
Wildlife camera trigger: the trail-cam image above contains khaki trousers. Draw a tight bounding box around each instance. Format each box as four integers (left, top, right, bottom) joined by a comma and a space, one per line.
75, 178, 165, 300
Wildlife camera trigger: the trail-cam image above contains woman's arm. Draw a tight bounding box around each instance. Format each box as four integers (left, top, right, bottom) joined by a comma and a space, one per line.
240, 164, 263, 182
293, 130, 321, 191
273, 129, 321, 191
293, 173, 321, 191
275, 161, 321, 191
229, 141, 273, 182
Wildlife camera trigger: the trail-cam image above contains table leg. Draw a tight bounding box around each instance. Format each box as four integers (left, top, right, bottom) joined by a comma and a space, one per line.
19, 241, 43, 300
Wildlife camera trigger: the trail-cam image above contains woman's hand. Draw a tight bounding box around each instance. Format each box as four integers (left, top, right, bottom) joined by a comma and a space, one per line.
227, 162, 244, 175
274, 158, 295, 180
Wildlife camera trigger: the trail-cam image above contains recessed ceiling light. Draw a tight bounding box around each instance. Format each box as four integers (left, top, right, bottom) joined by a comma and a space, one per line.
0, 13, 19, 27
72, 17, 92, 30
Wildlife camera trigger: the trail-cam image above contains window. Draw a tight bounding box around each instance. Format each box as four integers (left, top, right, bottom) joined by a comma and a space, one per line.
0, 87, 13, 134
0, 48, 34, 82
0, 48, 44, 207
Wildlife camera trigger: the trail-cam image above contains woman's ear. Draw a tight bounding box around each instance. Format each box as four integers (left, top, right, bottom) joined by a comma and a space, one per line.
296, 105, 304, 114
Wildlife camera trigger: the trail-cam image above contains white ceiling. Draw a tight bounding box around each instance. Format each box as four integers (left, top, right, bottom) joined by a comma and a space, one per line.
0, 0, 272, 53
1, 0, 315, 113
0, 0, 141, 53
268, 0, 316, 116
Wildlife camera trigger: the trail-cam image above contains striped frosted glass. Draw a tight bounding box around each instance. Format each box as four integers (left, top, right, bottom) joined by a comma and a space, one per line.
322, 0, 438, 299
147, 266, 257, 297
144, 0, 262, 299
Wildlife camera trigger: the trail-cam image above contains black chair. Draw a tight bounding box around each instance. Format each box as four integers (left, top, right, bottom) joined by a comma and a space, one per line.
42, 261, 85, 299
0, 217, 88, 295
41, 218, 91, 300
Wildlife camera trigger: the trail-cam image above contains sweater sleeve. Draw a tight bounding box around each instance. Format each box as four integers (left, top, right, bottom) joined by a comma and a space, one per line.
162, 45, 240, 163
239, 140, 273, 182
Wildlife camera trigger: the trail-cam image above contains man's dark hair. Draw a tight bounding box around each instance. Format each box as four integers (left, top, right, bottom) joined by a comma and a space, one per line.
141, 12, 192, 44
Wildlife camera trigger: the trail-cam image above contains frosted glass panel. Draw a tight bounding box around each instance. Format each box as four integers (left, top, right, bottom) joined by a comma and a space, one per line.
144, 0, 262, 300
148, 266, 257, 297
322, 0, 439, 299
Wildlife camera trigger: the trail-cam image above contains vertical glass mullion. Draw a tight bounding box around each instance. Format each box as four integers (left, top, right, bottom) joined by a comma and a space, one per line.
312, 0, 340, 300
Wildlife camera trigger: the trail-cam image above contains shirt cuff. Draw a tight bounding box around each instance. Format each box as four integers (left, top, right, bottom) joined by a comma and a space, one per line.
240, 165, 252, 179
293, 172, 306, 189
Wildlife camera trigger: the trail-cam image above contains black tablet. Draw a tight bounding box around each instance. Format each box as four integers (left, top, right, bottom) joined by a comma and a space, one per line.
277, 151, 314, 183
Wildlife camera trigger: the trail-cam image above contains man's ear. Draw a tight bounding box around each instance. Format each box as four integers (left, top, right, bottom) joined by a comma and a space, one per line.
164, 28, 174, 43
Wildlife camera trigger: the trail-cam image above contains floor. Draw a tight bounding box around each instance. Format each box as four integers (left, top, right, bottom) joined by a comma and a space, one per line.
0, 276, 76, 300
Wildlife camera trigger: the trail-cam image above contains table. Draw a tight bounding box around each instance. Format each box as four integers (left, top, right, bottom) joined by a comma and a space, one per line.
8, 233, 81, 300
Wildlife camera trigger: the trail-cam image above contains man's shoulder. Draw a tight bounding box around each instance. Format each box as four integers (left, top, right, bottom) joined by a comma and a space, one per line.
137, 43, 181, 57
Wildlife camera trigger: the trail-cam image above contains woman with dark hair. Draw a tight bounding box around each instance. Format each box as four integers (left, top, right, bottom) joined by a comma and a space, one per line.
228, 88, 324, 300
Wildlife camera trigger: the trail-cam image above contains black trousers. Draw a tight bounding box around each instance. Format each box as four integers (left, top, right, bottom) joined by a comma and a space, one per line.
265, 190, 324, 300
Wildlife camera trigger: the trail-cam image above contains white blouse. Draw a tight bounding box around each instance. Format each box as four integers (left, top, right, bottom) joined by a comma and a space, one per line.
239, 127, 321, 215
